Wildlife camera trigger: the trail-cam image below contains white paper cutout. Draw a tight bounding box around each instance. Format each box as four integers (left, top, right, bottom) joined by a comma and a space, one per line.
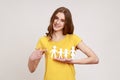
50, 46, 76, 59
58, 48, 63, 58
70, 46, 76, 59
64, 49, 68, 58
50, 46, 57, 58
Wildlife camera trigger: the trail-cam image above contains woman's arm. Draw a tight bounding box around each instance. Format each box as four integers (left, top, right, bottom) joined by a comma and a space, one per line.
28, 49, 46, 73
54, 41, 99, 64
70, 41, 99, 64
28, 57, 40, 73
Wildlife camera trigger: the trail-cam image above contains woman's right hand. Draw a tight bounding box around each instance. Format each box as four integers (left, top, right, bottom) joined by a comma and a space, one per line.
29, 49, 46, 61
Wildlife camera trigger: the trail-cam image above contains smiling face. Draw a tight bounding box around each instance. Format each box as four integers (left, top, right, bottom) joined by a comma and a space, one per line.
53, 12, 65, 32
46, 7, 74, 39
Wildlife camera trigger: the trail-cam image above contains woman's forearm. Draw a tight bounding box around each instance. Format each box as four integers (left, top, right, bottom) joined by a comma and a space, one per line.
28, 58, 40, 73
70, 57, 99, 64
28, 50, 44, 73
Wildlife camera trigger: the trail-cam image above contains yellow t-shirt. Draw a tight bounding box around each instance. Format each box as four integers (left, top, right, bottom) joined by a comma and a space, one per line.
35, 34, 82, 80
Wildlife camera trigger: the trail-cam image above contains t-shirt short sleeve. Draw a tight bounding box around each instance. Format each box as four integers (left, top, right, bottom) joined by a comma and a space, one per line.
35, 37, 44, 50
73, 34, 82, 46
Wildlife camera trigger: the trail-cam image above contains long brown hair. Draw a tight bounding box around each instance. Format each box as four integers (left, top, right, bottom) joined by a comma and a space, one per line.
46, 7, 74, 39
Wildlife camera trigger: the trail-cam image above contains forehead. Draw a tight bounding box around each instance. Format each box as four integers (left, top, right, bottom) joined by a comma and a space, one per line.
55, 12, 65, 20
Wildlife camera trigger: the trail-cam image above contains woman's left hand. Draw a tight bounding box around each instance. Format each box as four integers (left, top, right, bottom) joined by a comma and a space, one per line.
53, 58, 72, 63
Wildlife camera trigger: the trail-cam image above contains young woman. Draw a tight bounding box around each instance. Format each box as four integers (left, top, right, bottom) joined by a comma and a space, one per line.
28, 7, 99, 80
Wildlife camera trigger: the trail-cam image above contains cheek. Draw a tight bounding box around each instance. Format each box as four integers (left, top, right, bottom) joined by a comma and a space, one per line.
62, 23, 65, 27
53, 20, 56, 24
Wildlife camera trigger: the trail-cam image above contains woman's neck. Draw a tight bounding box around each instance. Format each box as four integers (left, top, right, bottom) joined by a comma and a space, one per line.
52, 31, 65, 41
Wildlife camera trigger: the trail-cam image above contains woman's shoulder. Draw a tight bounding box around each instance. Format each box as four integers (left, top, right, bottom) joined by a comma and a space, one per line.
38, 35, 49, 41
67, 34, 80, 38
67, 34, 82, 41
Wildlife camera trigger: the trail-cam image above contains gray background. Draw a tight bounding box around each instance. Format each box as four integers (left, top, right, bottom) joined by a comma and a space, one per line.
0, 0, 120, 80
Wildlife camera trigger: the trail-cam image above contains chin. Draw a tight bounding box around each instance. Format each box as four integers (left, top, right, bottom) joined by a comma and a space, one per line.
53, 28, 63, 32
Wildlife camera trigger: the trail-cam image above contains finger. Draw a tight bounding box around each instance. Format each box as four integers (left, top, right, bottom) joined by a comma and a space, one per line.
39, 49, 47, 53
42, 49, 47, 53
65, 58, 72, 61
56, 58, 65, 62
53, 58, 61, 61
53, 58, 59, 60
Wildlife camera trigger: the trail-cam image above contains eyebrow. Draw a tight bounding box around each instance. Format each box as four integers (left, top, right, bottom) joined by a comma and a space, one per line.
55, 15, 65, 21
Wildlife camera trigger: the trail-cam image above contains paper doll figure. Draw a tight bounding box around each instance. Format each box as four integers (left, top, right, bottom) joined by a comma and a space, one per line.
70, 46, 76, 59
50, 46, 57, 58
58, 48, 63, 58
64, 49, 68, 58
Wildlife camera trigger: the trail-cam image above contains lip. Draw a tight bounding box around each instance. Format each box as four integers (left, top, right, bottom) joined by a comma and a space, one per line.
54, 25, 60, 28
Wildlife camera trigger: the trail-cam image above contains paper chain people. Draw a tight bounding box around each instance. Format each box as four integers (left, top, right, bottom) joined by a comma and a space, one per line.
50, 45, 76, 59
50, 46, 57, 58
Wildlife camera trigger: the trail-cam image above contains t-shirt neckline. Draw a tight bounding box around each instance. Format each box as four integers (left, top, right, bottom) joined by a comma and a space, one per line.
51, 34, 68, 43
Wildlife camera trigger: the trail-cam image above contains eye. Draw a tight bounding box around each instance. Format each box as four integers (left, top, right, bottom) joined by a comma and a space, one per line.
61, 19, 65, 22
54, 16, 58, 19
